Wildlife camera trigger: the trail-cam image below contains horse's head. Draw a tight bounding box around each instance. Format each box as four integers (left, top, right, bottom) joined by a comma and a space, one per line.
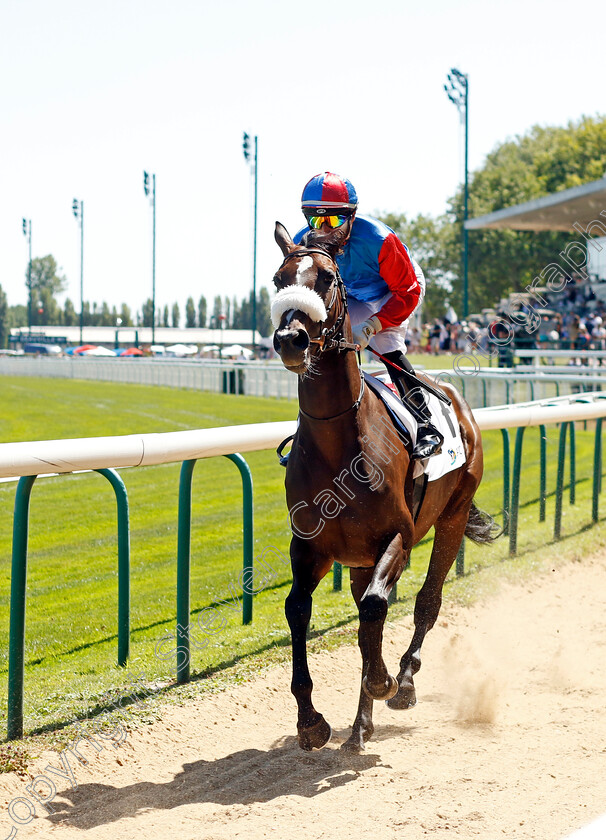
271, 221, 350, 375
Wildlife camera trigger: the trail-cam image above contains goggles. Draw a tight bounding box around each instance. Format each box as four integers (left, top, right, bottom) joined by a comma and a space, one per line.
304, 210, 352, 230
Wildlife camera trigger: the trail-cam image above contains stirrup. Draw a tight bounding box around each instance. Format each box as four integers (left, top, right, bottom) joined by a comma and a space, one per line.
277, 434, 295, 467
412, 427, 443, 460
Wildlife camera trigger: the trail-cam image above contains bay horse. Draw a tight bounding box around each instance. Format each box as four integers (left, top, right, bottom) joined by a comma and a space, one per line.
272, 221, 496, 753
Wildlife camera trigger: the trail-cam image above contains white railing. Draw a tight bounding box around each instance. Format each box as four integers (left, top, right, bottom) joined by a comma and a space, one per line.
1, 393, 606, 479
4, 354, 606, 406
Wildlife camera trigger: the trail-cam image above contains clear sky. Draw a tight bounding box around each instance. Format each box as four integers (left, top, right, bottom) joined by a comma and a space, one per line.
1, 0, 604, 320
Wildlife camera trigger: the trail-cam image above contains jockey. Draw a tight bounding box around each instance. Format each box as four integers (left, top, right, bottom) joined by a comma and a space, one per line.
295, 171, 443, 460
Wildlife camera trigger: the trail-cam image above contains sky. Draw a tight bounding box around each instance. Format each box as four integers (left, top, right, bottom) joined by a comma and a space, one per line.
1, 0, 605, 321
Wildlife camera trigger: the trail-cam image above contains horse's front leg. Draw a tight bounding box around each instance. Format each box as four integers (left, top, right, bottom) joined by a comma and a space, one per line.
388, 498, 472, 711
285, 559, 333, 751
358, 533, 406, 702
343, 537, 412, 752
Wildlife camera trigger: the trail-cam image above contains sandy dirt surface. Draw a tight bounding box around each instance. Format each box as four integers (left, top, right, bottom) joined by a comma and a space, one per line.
2, 553, 606, 840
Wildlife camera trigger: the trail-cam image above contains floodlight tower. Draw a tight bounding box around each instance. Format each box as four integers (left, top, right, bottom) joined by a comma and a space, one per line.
72, 199, 84, 343
143, 171, 157, 344
444, 67, 469, 318
243, 132, 258, 353
22, 218, 32, 331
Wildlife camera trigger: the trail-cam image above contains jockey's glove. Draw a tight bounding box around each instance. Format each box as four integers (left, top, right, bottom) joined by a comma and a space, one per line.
352, 315, 382, 350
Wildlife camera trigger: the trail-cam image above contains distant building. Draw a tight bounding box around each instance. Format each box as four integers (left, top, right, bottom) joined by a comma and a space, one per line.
10, 325, 263, 350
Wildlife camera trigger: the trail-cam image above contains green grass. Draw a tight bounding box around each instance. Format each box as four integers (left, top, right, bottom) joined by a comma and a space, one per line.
1, 374, 605, 758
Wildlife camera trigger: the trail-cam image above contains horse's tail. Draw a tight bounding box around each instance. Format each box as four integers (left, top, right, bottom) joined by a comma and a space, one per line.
464, 500, 501, 544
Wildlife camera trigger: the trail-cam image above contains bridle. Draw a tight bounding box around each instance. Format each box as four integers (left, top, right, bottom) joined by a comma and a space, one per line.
277, 247, 359, 354
277, 246, 365, 422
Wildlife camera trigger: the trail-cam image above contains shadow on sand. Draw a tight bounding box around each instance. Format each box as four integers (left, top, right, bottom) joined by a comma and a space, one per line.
44, 727, 412, 830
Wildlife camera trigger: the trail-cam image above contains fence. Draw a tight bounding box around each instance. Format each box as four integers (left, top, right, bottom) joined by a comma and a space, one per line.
2, 354, 606, 407
3, 394, 606, 739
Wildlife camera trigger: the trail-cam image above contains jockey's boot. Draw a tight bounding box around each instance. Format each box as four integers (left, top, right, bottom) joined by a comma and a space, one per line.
381, 350, 444, 460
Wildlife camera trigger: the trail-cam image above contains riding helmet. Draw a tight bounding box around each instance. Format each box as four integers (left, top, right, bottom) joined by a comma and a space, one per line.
301, 172, 358, 212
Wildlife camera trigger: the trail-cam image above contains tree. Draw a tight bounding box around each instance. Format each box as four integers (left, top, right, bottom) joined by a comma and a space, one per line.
142, 298, 154, 327
231, 297, 241, 329
256, 287, 273, 336
163, 305, 169, 328
212, 295, 223, 324
9, 305, 27, 330
34, 288, 61, 325
185, 296, 196, 328
198, 295, 207, 328
0, 284, 8, 348
29, 255, 66, 299
119, 304, 133, 327
447, 114, 606, 312
63, 298, 77, 326
171, 302, 180, 328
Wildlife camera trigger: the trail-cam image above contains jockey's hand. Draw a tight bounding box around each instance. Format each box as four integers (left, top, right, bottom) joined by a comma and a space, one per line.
352, 316, 382, 350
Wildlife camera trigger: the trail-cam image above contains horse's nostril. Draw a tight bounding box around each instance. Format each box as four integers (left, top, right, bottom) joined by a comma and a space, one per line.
274, 328, 309, 355
292, 330, 310, 351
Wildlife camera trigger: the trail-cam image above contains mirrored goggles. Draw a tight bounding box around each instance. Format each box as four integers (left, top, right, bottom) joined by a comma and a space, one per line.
304, 211, 351, 230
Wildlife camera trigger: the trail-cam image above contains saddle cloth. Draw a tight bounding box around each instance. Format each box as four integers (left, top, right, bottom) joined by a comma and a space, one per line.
364, 371, 466, 482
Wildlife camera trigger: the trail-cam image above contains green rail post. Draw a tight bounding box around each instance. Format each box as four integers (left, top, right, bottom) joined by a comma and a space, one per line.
554, 422, 569, 541
509, 427, 526, 556
482, 379, 487, 408
569, 422, 576, 505
96, 468, 130, 666
593, 418, 602, 523
333, 561, 342, 591
177, 459, 196, 684
501, 429, 511, 536
456, 539, 465, 576
7, 476, 36, 741
539, 425, 547, 522
225, 454, 254, 625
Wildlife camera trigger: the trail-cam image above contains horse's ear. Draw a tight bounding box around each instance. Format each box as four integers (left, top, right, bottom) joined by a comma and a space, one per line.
304, 221, 351, 257
275, 222, 296, 256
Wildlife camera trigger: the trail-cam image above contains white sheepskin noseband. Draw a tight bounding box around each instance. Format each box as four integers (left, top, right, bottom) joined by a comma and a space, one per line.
271, 286, 328, 330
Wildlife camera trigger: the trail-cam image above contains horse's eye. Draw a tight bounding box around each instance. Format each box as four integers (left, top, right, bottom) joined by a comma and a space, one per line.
318, 271, 335, 288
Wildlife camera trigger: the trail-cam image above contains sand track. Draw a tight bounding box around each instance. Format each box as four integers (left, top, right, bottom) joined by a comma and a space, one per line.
2, 553, 606, 839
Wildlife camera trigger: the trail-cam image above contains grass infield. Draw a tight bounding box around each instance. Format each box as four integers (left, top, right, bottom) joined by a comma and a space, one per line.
1, 373, 605, 750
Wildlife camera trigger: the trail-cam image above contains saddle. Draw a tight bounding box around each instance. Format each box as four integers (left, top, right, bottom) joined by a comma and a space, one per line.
276, 371, 466, 520
365, 372, 466, 482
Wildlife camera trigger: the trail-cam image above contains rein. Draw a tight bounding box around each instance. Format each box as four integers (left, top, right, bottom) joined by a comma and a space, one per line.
298, 369, 366, 422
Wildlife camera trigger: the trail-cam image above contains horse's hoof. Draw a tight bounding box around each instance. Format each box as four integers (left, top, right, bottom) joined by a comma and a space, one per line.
362, 674, 398, 701
297, 716, 332, 751
341, 736, 366, 754
386, 685, 417, 710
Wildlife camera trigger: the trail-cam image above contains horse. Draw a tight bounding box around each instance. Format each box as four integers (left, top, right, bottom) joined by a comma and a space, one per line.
271, 221, 497, 753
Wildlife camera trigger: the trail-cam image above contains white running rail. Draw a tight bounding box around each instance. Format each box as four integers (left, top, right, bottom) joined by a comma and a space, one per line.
1, 393, 606, 479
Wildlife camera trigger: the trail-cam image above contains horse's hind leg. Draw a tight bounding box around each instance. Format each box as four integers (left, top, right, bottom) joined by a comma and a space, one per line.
342, 533, 406, 752
342, 566, 375, 753
285, 561, 333, 751
387, 498, 472, 711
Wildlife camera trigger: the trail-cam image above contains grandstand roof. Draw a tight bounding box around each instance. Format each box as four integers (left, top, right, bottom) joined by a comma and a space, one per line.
464, 176, 606, 232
